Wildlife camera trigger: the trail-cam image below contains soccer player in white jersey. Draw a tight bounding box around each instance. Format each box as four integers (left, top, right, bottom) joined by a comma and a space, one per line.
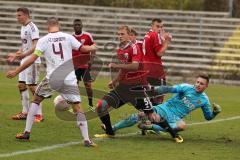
6, 17, 97, 147
8, 8, 43, 122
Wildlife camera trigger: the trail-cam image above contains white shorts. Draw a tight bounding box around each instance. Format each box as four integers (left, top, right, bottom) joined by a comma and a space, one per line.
18, 63, 40, 85
35, 76, 81, 103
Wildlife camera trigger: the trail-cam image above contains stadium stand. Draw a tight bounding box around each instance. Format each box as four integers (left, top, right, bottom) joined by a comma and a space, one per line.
0, 1, 239, 84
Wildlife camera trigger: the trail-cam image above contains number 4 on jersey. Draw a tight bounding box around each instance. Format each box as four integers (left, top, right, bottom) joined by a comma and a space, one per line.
52, 43, 64, 60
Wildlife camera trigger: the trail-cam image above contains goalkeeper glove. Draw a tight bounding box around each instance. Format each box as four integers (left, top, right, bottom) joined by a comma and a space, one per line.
138, 120, 153, 130
212, 103, 222, 116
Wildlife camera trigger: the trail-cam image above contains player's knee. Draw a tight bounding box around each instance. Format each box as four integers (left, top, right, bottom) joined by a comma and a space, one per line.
32, 95, 44, 105
84, 82, 92, 89
96, 99, 103, 111
176, 121, 187, 131
96, 99, 109, 113
28, 85, 37, 95
18, 83, 27, 91
179, 124, 187, 131
71, 103, 81, 113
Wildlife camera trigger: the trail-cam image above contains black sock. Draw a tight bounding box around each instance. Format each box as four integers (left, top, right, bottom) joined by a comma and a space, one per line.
100, 114, 114, 135
88, 97, 93, 107
155, 118, 177, 138
86, 87, 93, 106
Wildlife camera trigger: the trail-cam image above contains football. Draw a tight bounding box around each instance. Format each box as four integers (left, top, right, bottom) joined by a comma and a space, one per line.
53, 95, 70, 111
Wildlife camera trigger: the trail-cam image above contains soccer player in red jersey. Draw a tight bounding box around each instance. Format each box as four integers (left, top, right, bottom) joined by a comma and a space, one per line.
129, 27, 143, 52
72, 19, 95, 109
94, 25, 154, 138
142, 18, 172, 105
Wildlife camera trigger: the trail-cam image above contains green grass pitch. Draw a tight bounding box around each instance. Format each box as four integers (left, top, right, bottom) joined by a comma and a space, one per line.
0, 72, 239, 160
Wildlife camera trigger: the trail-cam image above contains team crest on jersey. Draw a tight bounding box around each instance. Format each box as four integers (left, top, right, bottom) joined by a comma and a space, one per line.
25, 31, 28, 35
81, 39, 86, 44
196, 100, 201, 105
123, 53, 129, 59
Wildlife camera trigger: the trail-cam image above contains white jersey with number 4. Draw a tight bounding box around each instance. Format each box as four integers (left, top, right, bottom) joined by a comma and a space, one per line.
34, 31, 82, 79
21, 21, 41, 64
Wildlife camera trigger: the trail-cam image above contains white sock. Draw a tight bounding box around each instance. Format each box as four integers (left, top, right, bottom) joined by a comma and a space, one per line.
77, 112, 89, 141
21, 90, 29, 113
36, 103, 42, 115
25, 103, 39, 132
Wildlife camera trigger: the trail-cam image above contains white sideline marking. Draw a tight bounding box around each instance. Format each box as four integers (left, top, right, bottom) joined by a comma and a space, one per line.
0, 141, 81, 158
0, 116, 239, 158
188, 115, 240, 126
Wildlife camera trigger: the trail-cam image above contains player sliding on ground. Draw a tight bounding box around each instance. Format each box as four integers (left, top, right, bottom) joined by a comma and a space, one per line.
94, 25, 181, 142
105, 74, 222, 143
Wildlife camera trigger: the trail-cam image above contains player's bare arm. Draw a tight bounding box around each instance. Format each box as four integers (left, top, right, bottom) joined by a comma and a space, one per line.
6, 54, 38, 78
8, 39, 38, 62
156, 35, 172, 57
7, 48, 23, 62
18, 39, 38, 59
80, 44, 97, 53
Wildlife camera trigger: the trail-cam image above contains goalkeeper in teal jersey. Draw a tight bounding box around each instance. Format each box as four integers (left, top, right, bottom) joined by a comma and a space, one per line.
109, 74, 222, 142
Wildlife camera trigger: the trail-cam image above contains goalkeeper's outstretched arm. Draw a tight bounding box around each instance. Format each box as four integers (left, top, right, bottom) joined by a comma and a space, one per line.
201, 103, 222, 121
153, 86, 178, 95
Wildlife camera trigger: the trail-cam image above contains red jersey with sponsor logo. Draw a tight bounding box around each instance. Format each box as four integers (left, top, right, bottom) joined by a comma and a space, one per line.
142, 30, 165, 79
72, 31, 94, 69
117, 42, 147, 85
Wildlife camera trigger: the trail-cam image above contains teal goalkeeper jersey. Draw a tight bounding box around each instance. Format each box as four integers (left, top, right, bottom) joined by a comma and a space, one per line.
162, 83, 215, 120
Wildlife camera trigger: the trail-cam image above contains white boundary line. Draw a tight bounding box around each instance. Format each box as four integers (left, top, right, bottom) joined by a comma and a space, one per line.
0, 116, 239, 158
187, 115, 240, 126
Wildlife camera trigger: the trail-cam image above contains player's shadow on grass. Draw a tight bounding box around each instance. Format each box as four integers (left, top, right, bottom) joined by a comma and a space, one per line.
111, 132, 236, 144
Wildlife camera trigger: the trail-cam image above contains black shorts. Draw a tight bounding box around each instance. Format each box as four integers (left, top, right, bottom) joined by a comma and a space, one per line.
102, 83, 152, 111
75, 68, 92, 82
147, 77, 166, 105
147, 77, 166, 86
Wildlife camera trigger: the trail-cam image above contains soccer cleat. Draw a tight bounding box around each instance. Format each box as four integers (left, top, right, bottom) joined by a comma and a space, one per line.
101, 124, 117, 132
84, 140, 97, 147
137, 122, 153, 130
34, 114, 44, 123
12, 112, 27, 120
174, 134, 184, 143
101, 124, 106, 131
141, 129, 147, 135
16, 132, 30, 140
94, 133, 114, 138
137, 121, 153, 136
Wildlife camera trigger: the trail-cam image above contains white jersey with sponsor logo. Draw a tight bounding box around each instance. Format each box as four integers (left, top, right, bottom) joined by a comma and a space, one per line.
35, 31, 82, 79
21, 21, 41, 64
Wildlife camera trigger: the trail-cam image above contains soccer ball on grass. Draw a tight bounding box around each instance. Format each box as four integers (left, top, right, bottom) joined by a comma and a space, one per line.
53, 95, 70, 111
